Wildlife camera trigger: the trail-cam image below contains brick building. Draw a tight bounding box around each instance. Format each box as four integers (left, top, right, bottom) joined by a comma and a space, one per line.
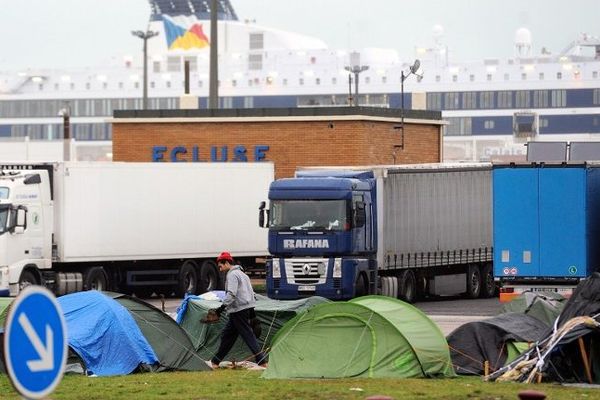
112, 107, 444, 179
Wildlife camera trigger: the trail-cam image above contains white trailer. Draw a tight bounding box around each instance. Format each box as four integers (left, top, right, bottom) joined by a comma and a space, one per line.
0, 162, 273, 297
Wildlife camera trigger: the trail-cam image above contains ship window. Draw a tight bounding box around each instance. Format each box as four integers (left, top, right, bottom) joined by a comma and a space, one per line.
515, 91, 530, 108
498, 91, 512, 108
445, 117, 472, 136
283, 78, 288, 86
232, 80, 237, 87
435, 75, 440, 82
85, 82, 90, 90
557, 72, 562, 80
551, 90, 567, 107
153, 61, 161, 73
103, 82, 108, 90
332, 77, 337, 85
469, 74, 475, 82
484, 120, 495, 129
38, 84, 44, 91
70, 83, 75, 90
426, 93, 442, 110
594, 89, 600, 105
183, 57, 197, 72
521, 73, 527, 80
299, 78, 304, 86
452, 75, 457, 82
316, 78, 321, 85
150, 81, 155, 89
222, 97, 233, 109
365, 76, 370, 84
533, 90, 549, 108
249, 33, 264, 50
134, 82, 139, 89
248, 80, 252, 87
382, 76, 387, 84
244, 97, 254, 108
486, 74, 492, 81
539, 72, 544, 80
444, 92, 460, 110
166, 81, 171, 88
54, 83, 59, 90
504, 73, 509, 81
540, 118, 549, 128
480, 91, 495, 108
198, 80, 203, 88
248, 54, 263, 70
167, 56, 181, 72
462, 92, 477, 109
593, 71, 598, 79
118, 82, 123, 89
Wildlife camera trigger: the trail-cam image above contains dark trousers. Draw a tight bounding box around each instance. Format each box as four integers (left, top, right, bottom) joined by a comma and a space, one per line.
211, 308, 267, 365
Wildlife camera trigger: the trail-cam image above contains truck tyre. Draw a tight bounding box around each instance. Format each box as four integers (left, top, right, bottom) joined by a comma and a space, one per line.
466, 264, 482, 299
354, 273, 368, 297
19, 270, 39, 291
480, 264, 496, 298
198, 260, 219, 294
398, 270, 417, 303
176, 261, 199, 297
84, 267, 109, 291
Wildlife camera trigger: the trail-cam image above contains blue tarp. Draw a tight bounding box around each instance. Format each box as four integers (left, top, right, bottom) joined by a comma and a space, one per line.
58, 291, 159, 376
175, 291, 226, 324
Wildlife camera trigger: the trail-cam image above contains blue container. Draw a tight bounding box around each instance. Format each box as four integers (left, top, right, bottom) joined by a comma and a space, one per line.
493, 164, 600, 279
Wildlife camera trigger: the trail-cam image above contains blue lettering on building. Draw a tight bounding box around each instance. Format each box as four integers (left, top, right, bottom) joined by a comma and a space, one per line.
152, 145, 269, 162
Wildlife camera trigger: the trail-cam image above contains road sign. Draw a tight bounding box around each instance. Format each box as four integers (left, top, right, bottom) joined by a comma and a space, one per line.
4, 286, 68, 400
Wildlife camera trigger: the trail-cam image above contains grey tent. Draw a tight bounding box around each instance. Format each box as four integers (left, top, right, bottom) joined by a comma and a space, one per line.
447, 313, 548, 375
501, 291, 565, 326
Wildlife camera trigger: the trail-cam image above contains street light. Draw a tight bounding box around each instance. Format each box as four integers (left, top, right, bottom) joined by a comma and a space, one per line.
131, 30, 159, 110
344, 52, 369, 106
395, 59, 422, 151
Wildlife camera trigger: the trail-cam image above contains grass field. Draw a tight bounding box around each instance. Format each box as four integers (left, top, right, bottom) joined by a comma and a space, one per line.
1, 370, 599, 400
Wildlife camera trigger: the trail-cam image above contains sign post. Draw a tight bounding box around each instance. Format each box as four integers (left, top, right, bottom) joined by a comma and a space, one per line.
4, 286, 67, 399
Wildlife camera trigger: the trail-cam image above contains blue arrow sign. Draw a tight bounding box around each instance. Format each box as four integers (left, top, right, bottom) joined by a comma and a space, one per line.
4, 286, 67, 400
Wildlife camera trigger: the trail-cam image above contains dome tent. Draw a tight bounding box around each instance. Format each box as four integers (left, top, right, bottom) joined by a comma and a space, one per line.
262, 295, 455, 379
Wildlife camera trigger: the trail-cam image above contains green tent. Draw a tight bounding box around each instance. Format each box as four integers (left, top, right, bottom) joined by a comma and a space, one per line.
262, 295, 455, 379
501, 291, 566, 326
178, 294, 328, 363
105, 292, 209, 372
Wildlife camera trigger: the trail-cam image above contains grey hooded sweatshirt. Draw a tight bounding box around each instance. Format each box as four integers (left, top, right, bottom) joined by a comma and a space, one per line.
222, 265, 256, 313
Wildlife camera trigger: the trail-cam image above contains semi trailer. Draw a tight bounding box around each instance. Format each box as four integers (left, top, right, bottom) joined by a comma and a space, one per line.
259, 164, 495, 302
0, 162, 273, 297
493, 162, 600, 301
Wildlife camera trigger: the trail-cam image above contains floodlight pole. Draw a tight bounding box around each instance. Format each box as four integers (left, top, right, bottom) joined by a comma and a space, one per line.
395, 60, 422, 152
131, 30, 159, 110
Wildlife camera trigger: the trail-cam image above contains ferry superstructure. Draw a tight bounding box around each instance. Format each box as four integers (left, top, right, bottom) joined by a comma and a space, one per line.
0, 0, 599, 161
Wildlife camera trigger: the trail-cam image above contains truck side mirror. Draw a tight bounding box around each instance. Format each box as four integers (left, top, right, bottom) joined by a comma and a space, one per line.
259, 201, 267, 228
10, 207, 27, 234
354, 202, 366, 227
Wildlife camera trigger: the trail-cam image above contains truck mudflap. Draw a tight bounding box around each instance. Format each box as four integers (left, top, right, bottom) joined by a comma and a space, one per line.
499, 285, 575, 303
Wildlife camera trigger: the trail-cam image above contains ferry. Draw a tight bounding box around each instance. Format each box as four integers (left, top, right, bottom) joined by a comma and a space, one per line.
0, 0, 599, 162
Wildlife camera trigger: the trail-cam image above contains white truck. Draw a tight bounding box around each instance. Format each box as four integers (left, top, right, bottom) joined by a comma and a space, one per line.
0, 162, 273, 297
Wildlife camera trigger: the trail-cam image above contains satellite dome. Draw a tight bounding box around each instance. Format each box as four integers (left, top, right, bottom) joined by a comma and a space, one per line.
515, 28, 532, 46
432, 25, 445, 38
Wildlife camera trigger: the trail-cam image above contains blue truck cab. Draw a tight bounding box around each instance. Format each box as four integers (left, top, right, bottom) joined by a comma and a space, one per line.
260, 170, 377, 299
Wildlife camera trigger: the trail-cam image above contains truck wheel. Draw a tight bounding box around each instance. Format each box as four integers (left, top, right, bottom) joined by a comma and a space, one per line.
176, 261, 199, 297
84, 267, 109, 291
398, 270, 417, 303
19, 270, 39, 291
354, 273, 368, 297
466, 265, 482, 299
480, 264, 496, 298
198, 261, 219, 293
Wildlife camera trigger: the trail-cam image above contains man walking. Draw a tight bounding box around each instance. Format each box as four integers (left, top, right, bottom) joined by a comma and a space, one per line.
210, 251, 268, 368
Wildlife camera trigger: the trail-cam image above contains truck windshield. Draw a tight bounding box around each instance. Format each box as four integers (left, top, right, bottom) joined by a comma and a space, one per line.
269, 200, 349, 231
0, 205, 8, 234
0, 187, 8, 199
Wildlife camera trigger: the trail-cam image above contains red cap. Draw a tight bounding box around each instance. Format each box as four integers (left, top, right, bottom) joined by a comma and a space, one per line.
216, 251, 233, 263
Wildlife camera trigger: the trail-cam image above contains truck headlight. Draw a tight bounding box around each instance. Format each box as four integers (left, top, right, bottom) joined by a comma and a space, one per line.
332, 258, 342, 278
272, 258, 281, 278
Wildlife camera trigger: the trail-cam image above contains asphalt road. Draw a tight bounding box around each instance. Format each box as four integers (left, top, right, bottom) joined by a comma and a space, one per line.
148, 296, 503, 336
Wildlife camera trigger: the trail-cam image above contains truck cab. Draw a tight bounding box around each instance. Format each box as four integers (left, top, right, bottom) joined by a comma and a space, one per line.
0, 168, 53, 296
261, 170, 377, 299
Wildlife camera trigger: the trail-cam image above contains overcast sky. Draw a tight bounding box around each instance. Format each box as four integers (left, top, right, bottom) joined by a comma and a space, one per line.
0, 0, 598, 70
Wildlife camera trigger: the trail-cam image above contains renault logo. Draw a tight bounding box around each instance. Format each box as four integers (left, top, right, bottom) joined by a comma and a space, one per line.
302, 264, 311, 275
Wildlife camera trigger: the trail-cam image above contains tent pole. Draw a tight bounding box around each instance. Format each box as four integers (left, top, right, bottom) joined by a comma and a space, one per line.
578, 338, 593, 384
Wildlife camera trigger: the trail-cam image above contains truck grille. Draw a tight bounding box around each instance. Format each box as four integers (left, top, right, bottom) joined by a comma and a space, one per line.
284, 258, 328, 285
